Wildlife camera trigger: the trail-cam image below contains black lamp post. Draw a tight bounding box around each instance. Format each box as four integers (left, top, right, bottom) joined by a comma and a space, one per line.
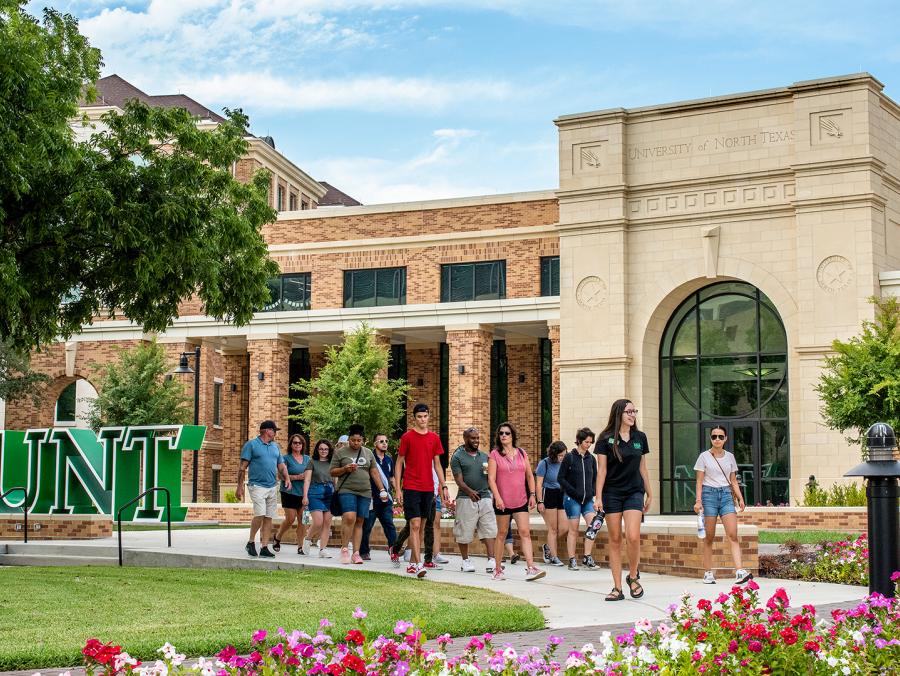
174, 346, 201, 503
845, 422, 900, 597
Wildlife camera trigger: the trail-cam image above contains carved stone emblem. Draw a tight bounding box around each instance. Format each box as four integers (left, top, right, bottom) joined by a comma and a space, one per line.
816, 255, 853, 293
575, 276, 608, 308
820, 117, 843, 138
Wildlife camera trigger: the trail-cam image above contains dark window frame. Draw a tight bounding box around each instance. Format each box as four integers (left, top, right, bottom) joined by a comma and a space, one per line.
343, 267, 407, 308
540, 256, 560, 296
212, 382, 223, 426
262, 272, 312, 312
440, 260, 507, 302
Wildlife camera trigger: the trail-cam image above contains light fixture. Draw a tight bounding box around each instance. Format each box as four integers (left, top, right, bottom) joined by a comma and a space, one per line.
257, 371, 265, 381
230, 383, 238, 393
174, 354, 194, 374
457, 365, 465, 375
416, 378, 424, 387
518, 373, 526, 384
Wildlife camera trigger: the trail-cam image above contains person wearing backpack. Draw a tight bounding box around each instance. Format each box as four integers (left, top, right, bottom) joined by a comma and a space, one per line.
557, 427, 599, 571
535, 440, 567, 567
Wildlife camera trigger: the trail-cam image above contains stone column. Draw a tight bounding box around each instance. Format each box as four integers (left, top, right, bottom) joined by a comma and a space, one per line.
548, 322, 561, 442
446, 326, 493, 450
246, 337, 293, 440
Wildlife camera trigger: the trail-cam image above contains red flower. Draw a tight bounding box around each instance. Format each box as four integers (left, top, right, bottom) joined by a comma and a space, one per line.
804, 640, 820, 652
81, 638, 122, 666
697, 599, 712, 611
217, 646, 237, 661
344, 629, 365, 645
341, 654, 366, 673
326, 664, 346, 675
779, 627, 798, 645
697, 632, 708, 641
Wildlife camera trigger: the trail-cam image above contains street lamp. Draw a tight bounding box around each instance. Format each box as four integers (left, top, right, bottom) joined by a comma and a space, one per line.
174, 346, 201, 502
845, 422, 900, 597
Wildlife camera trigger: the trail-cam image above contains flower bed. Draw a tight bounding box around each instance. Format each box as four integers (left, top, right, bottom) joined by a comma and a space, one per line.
67, 578, 900, 676
759, 533, 869, 585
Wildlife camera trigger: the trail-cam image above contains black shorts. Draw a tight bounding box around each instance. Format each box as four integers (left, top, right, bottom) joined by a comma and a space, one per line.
281, 491, 304, 510
541, 487, 564, 510
495, 502, 528, 516
403, 489, 435, 520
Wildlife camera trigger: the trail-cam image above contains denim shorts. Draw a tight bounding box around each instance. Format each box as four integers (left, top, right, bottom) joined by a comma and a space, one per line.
563, 494, 596, 520
338, 492, 371, 519
701, 486, 736, 518
307, 482, 333, 513
602, 491, 644, 514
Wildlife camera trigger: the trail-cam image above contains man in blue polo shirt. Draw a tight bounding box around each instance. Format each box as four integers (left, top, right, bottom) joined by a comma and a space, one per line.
236, 420, 290, 557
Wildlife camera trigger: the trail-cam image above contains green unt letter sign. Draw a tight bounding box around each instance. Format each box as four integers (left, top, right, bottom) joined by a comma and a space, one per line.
0, 425, 205, 522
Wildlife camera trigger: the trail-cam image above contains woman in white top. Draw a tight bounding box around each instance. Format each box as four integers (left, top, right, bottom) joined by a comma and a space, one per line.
693, 426, 752, 585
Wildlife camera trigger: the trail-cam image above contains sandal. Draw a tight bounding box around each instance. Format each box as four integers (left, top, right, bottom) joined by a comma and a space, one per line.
605, 587, 625, 602
272, 537, 281, 553
626, 572, 644, 599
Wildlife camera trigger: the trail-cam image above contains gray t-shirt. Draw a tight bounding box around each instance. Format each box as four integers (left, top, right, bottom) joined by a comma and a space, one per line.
450, 446, 491, 499
310, 459, 334, 485
331, 446, 377, 497
694, 450, 738, 488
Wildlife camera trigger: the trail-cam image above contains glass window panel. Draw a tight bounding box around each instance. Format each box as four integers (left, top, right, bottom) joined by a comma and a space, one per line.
440, 265, 451, 302
449, 264, 474, 302
698, 294, 757, 355
282, 274, 309, 310
672, 308, 698, 357
699, 356, 758, 417
347, 270, 376, 307
760, 355, 789, 418
540, 256, 560, 296
660, 423, 672, 478
375, 268, 405, 306
672, 357, 698, 420
699, 281, 755, 302
761, 420, 790, 478
662, 295, 696, 357
263, 277, 282, 311
672, 423, 700, 485
759, 304, 787, 353
56, 382, 77, 422
673, 480, 696, 513
761, 480, 789, 506
661, 361, 671, 421
475, 261, 502, 300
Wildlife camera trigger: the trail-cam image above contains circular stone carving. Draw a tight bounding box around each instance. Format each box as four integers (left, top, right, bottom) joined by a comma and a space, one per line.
575, 276, 608, 308
816, 255, 853, 293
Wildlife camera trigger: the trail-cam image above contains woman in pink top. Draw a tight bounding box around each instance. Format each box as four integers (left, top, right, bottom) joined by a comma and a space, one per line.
487, 421, 546, 582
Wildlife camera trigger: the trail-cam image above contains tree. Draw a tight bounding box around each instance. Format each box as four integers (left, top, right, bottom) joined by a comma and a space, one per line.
85, 340, 191, 430
289, 324, 409, 443
0, 338, 49, 404
0, 2, 278, 351
816, 296, 900, 448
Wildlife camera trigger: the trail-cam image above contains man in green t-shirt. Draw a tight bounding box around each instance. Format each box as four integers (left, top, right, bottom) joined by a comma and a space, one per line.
330, 424, 389, 565
450, 427, 497, 573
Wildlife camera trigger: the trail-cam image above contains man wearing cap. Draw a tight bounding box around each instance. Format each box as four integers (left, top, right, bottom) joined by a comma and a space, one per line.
236, 420, 291, 557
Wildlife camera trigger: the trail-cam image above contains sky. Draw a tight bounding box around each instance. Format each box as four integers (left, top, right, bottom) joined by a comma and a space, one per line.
26, 0, 900, 205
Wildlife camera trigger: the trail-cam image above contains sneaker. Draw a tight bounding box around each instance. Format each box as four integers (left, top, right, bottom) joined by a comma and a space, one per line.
550, 556, 564, 567
302, 538, 311, 555
423, 561, 442, 570
582, 555, 598, 570
245, 541, 258, 557
319, 547, 332, 559
403, 549, 412, 563
568, 557, 579, 571
297, 546, 306, 555
389, 545, 400, 567
360, 553, 371, 561
735, 569, 753, 585
542, 543, 551, 564
259, 546, 275, 558
525, 566, 546, 582
486, 563, 505, 574
434, 554, 450, 564
702, 570, 716, 584
340, 547, 351, 565
351, 552, 364, 564
406, 563, 418, 575
492, 568, 505, 581
460, 559, 476, 573
416, 565, 427, 579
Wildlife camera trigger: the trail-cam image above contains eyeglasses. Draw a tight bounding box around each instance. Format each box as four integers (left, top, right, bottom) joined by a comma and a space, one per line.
291, 441, 303, 446
624, 409, 638, 416
376, 439, 388, 444
711, 434, 726, 440
498, 431, 512, 437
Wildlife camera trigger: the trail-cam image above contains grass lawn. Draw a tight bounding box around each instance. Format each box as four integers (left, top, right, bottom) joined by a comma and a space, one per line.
758, 529, 858, 545
0, 566, 544, 670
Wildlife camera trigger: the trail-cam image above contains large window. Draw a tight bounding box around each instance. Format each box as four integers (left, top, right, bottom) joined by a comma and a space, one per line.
659, 281, 790, 513
343, 267, 407, 308
263, 273, 311, 312
540, 256, 560, 296
440, 261, 506, 302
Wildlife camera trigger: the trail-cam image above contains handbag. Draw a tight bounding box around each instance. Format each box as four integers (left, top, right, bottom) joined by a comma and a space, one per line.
329, 447, 363, 516
709, 451, 742, 505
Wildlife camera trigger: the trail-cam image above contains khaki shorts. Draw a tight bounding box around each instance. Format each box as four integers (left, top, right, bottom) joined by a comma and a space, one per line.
248, 484, 278, 519
453, 496, 498, 544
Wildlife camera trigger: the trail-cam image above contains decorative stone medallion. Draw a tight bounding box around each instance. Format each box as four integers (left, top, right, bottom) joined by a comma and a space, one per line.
575, 276, 608, 308
816, 255, 853, 293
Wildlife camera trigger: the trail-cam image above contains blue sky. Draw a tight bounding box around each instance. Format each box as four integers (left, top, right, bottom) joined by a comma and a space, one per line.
28, 1, 900, 204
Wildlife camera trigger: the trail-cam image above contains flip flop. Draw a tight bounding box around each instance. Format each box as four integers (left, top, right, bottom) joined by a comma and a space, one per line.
272, 537, 281, 553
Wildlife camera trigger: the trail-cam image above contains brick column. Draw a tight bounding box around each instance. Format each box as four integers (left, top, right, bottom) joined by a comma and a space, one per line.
548, 322, 560, 442
372, 330, 392, 380
506, 341, 541, 462
446, 326, 492, 448
247, 338, 293, 439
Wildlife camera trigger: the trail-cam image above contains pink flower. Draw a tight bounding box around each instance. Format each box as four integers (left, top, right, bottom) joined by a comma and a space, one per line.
393, 620, 413, 635
747, 579, 760, 591
891, 571, 900, 582
320, 618, 333, 628
252, 630, 267, 643
352, 607, 367, 620
747, 641, 762, 653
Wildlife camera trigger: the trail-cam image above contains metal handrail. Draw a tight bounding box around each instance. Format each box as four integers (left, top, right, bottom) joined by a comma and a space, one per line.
0, 487, 28, 543
116, 487, 171, 566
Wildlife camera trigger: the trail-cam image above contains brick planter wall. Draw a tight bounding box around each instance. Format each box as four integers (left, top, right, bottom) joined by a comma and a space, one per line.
0, 514, 112, 540
740, 507, 867, 532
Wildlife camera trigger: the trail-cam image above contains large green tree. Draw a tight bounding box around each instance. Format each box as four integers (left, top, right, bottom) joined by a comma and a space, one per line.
289, 324, 409, 443
816, 296, 900, 448
0, 338, 49, 404
0, 1, 278, 351
85, 340, 191, 430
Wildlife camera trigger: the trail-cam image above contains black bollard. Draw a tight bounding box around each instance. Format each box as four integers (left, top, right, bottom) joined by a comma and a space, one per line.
845, 422, 900, 597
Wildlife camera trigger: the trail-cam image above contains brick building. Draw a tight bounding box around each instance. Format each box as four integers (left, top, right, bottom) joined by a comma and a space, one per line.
6, 73, 900, 512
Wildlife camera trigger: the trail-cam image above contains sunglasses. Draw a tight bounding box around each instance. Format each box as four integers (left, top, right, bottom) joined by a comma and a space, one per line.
710, 434, 726, 440
498, 430, 512, 436
624, 409, 638, 416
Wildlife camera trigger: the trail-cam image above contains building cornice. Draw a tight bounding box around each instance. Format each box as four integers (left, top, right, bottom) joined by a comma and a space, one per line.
246, 139, 326, 200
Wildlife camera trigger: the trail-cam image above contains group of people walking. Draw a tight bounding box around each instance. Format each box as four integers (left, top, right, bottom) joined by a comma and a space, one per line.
237, 398, 752, 595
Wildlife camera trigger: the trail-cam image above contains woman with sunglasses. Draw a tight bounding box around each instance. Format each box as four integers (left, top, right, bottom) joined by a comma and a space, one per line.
274, 433, 312, 554
306, 439, 336, 558
595, 399, 652, 601
487, 421, 546, 582
693, 426, 751, 584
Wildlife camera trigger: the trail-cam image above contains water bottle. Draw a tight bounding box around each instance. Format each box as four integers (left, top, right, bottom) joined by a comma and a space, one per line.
302, 510, 311, 526
585, 511, 605, 540
697, 510, 706, 539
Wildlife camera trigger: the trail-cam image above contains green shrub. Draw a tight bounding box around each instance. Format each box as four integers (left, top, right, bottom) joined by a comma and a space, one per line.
224, 489, 239, 504
801, 480, 866, 506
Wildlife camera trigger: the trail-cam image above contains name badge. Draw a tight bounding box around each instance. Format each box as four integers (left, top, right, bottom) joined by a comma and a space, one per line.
634, 442, 642, 450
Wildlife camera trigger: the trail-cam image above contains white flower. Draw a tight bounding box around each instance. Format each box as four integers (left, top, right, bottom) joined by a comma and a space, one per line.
565, 655, 586, 668
826, 656, 839, 667
842, 667, 851, 675
501, 646, 517, 660
598, 632, 614, 655
425, 652, 446, 663
580, 642, 595, 654
637, 646, 656, 664
852, 631, 865, 644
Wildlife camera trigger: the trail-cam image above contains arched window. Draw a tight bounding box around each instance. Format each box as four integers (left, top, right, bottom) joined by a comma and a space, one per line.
54, 379, 98, 427
659, 282, 789, 512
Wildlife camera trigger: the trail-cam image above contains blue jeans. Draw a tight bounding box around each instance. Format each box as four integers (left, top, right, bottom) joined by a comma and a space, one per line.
563, 494, 596, 520
360, 498, 397, 556
701, 486, 736, 518
337, 492, 371, 519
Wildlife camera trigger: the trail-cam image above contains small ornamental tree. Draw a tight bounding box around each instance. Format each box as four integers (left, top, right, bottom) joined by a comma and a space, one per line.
289, 324, 409, 443
86, 340, 191, 430
816, 296, 900, 450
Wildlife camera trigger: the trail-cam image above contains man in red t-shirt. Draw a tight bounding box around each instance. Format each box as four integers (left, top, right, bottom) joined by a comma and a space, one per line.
396, 402, 448, 577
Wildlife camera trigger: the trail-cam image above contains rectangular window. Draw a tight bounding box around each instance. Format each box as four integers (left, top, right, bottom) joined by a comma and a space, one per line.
262, 273, 311, 312
289, 193, 297, 211
277, 186, 285, 211
344, 267, 406, 308
540, 256, 560, 296
212, 381, 222, 426
490, 340, 508, 433
440, 260, 506, 302
301, 198, 310, 210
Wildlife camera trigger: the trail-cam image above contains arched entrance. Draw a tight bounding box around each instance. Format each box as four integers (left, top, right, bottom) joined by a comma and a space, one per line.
659, 281, 789, 513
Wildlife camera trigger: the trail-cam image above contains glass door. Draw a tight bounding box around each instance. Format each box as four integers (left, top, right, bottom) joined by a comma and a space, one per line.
700, 421, 758, 506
